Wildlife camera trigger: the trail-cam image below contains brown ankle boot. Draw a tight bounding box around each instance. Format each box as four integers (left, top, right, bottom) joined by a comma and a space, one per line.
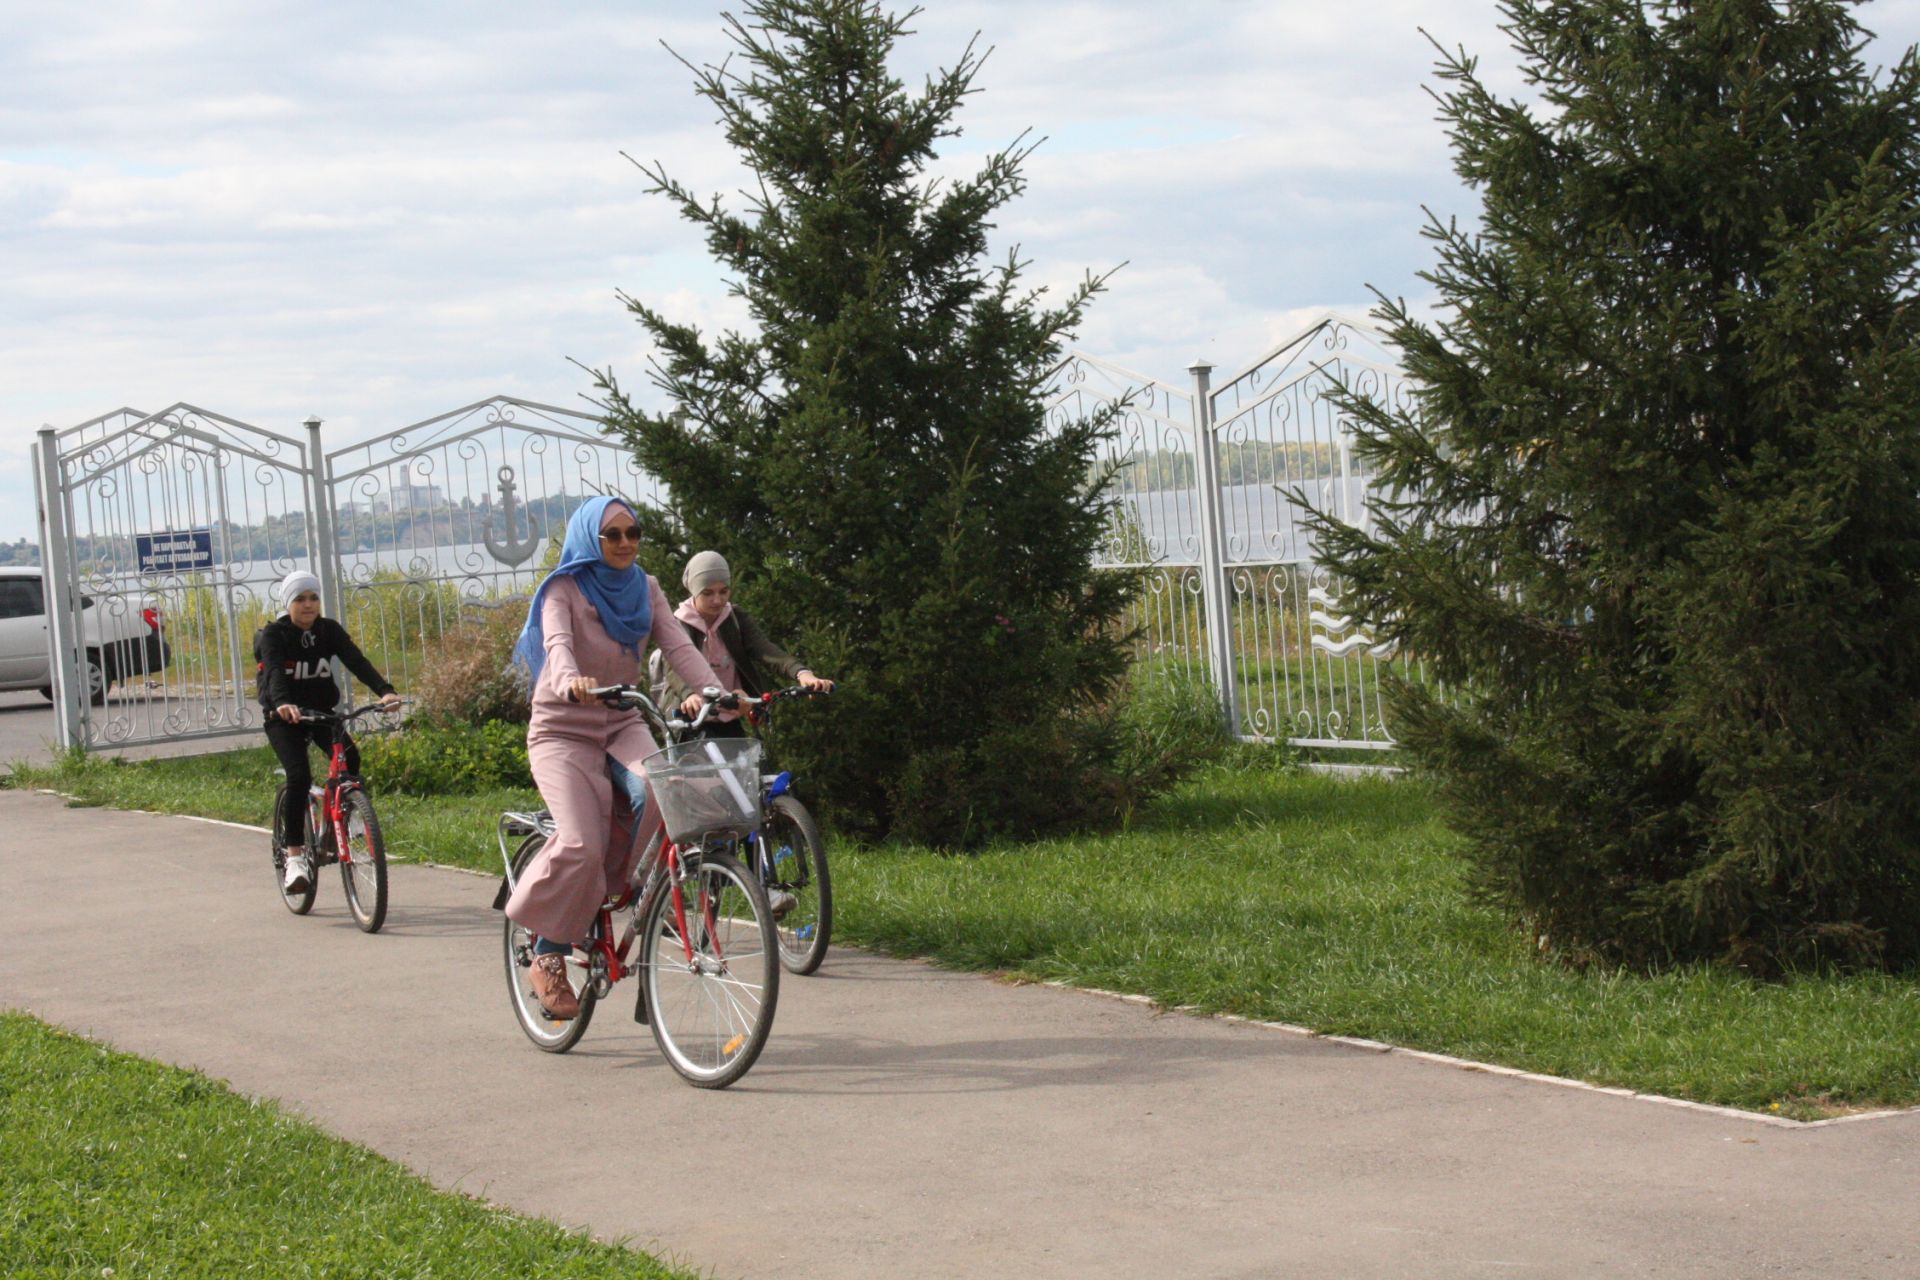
530, 953, 579, 1020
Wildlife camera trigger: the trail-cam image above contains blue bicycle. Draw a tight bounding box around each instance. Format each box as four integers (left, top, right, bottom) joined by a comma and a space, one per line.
732, 686, 832, 975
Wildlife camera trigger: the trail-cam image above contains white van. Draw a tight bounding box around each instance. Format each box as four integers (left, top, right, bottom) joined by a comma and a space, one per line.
0, 567, 170, 704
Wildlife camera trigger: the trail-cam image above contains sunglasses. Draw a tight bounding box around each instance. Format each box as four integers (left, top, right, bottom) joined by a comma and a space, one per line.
599, 527, 642, 545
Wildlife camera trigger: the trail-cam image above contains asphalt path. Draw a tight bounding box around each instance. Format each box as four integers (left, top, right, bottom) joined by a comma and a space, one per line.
2, 790, 1916, 1279
0, 690, 59, 763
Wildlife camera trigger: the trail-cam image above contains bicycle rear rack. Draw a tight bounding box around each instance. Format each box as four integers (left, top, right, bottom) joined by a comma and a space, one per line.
496, 810, 556, 890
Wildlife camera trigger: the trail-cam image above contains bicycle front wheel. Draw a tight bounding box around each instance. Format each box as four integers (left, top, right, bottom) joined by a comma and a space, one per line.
759, 795, 832, 975
337, 788, 388, 934
502, 833, 598, 1052
640, 849, 778, 1088
272, 782, 316, 916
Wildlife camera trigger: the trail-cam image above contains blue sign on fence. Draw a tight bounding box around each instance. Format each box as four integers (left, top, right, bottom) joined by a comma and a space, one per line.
135, 528, 215, 573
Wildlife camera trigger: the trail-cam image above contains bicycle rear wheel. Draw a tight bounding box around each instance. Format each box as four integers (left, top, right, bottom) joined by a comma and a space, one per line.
759, 794, 832, 975
640, 849, 778, 1088
272, 782, 316, 916
337, 788, 388, 934
502, 833, 597, 1052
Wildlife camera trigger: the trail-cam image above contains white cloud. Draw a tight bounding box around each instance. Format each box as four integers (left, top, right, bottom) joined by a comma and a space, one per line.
4, 0, 1918, 544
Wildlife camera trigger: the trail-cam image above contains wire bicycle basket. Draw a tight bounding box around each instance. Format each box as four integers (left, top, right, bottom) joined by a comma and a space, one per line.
642, 736, 765, 843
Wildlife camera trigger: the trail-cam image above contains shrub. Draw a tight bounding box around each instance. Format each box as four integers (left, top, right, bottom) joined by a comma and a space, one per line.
358, 720, 532, 795
409, 601, 530, 729
1101, 667, 1235, 822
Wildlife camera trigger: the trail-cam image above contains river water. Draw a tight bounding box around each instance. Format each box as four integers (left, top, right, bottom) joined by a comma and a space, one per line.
93, 476, 1381, 604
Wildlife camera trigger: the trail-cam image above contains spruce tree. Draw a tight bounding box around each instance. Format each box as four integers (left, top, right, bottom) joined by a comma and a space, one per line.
1313, 0, 1920, 971
596, 0, 1131, 846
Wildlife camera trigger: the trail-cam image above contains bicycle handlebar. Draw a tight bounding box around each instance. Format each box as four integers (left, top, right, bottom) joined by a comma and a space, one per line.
759, 685, 832, 703
740, 684, 830, 724
580, 683, 740, 735
567, 682, 829, 738
295, 699, 410, 725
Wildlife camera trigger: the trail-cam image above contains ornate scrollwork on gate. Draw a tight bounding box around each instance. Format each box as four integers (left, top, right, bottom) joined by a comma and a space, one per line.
324, 395, 664, 694
1306, 585, 1398, 660
39, 403, 318, 752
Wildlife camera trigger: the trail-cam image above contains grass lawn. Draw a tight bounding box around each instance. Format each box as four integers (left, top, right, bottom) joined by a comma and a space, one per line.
4, 744, 541, 875
8, 747, 1918, 1119
0, 1012, 693, 1279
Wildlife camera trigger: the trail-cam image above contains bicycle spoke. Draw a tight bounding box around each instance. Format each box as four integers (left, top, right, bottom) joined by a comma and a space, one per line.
708, 979, 763, 1029
641, 850, 777, 1085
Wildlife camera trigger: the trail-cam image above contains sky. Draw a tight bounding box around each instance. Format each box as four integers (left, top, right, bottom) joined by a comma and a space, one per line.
6, 0, 1920, 544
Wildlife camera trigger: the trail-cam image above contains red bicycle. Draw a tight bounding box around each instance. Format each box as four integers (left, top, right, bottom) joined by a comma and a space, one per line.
271, 702, 402, 932
494, 686, 780, 1089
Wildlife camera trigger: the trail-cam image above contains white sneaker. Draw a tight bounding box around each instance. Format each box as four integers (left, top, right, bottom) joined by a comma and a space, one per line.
283, 851, 312, 894
768, 890, 796, 920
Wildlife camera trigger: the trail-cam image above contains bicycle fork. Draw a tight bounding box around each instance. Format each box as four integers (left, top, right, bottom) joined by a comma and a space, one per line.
305, 786, 339, 863
750, 823, 815, 943
309, 785, 358, 866
630, 848, 726, 1028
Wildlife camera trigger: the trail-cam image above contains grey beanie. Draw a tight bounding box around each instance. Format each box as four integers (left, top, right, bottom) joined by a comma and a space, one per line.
683, 550, 731, 594
278, 570, 321, 612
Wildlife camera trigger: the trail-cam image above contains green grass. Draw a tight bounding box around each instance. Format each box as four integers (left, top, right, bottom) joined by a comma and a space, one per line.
9, 749, 1917, 1119
6, 745, 540, 872
828, 767, 1920, 1119
0, 1012, 694, 1279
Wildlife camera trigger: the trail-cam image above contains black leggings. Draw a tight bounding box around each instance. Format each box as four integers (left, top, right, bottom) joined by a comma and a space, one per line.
265, 718, 359, 847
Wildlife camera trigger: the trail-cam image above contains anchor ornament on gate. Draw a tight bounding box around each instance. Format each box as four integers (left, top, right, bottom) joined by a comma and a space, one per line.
483, 465, 542, 567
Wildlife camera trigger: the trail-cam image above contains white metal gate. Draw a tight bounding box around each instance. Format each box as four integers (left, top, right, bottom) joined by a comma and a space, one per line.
1050, 313, 1412, 749
320, 395, 665, 695
32, 405, 325, 750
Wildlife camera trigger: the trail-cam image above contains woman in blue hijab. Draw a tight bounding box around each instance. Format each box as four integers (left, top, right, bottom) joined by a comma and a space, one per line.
504, 496, 724, 1021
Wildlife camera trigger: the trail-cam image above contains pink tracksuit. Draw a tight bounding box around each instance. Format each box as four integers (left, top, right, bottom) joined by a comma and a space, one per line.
503, 574, 721, 945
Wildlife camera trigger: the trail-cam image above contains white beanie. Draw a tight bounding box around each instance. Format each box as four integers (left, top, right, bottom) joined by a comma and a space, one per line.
683, 550, 731, 594
279, 570, 322, 613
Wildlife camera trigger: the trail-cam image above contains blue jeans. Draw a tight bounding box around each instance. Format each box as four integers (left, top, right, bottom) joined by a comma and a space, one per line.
607, 754, 648, 818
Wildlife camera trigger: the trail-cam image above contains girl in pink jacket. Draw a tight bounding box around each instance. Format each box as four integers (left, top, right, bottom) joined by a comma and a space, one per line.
503, 496, 722, 1020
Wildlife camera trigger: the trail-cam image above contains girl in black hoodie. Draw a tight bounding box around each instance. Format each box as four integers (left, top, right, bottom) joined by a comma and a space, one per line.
255, 569, 401, 894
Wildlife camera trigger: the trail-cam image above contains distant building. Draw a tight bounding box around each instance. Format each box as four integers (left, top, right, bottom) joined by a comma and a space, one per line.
344, 465, 444, 517
388, 464, 443, 513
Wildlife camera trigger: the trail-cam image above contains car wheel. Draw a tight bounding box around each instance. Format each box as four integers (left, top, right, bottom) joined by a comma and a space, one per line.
84, 649, 109, 706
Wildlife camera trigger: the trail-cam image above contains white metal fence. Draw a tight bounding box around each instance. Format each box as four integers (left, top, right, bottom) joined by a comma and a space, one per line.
34, 317, 1409, 753
1049, 313, 1409, 749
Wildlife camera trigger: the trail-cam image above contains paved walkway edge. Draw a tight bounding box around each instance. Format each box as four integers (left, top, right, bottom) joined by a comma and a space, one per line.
43, 790, 1919, 1133
1045, 990, 1914, 1131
